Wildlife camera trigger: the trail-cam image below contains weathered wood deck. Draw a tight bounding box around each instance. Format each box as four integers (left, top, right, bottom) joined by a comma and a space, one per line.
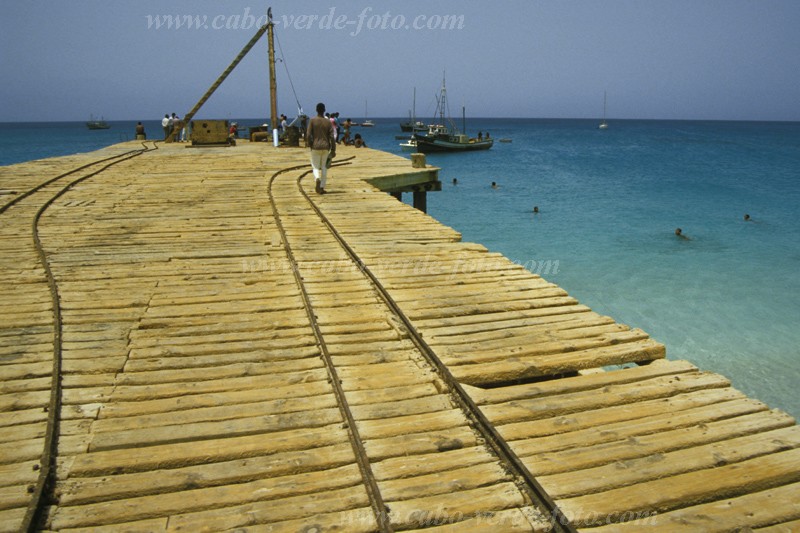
1, 140, 799, 532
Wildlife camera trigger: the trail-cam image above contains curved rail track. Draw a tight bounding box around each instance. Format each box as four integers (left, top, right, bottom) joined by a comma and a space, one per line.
6, 148, 571, 532
4, 143, 799, 531
0, 142, 158, 532
267, 160, 576, 532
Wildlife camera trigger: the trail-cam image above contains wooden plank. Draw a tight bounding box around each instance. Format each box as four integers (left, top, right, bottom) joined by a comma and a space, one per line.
541, 426, 800, 499
51, 464, 364, 530
501, 395, 764, 449
364, 426, 478, 461
557, 447, 800, 525
755, 518, 800, 533
481, 371, 732, 425
59, 443, 356, 506
69, 423, 350, 476
470, 359, 698, 405
386, 483, 526, 530
88, 406, 344, 452
585, 482, 800, 532
358, 410, 470, 441
92, 392, 339, 432
451, 339, 666, 384
422, 506, 548, 532
520, 410, 794, 476
380, 462, 512, 501
96, 382, 333, 419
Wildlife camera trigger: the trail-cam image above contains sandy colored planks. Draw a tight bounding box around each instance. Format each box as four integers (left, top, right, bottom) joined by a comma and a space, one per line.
270, 163, 542, 528
21, 143, 532, 530
2, 141, 799, 531
459, 358, 800, 530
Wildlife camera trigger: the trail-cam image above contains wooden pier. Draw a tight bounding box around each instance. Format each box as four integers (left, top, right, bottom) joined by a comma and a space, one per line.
1, 140, 799, 532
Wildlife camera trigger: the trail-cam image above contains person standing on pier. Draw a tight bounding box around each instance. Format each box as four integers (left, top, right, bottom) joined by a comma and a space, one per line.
307, 102, 336, 194
161, 114, 170, 140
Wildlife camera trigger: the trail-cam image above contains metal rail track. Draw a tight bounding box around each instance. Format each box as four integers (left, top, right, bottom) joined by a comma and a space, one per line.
12, 147, 572, 531
0, 145, 152, 216
268, 159, 577, 532
8, 142, 158, 533
267, 160, 393, 532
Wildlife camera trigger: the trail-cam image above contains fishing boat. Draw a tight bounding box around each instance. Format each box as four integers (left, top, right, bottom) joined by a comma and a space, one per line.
86, 115, 110, 130
411, 76, 492, 153
399, 87, 427, 133
598, 91, 609, 130
399, 119, 425, 133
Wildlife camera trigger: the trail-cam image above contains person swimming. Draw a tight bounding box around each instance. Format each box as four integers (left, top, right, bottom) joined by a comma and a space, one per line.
533, 206, 539, 214
491, 181, 498, 189
675, 228, 690, 240
744, 214, 751, 221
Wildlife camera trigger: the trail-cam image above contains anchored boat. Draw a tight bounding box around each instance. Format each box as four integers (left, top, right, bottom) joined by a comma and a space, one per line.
86, 115, 110, 130
411, 76, 492, 153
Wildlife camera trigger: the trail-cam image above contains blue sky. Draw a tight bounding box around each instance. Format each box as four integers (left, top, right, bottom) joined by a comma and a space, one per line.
2, 0, 799, 122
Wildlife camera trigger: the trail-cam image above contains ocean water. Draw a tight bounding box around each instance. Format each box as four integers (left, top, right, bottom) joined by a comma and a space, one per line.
2, 118, 799, 420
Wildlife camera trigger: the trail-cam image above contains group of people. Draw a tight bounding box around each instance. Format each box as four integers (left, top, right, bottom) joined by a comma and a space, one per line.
306, 102, 367, 194
161, 113, 186, 142
318, 111, 366, 147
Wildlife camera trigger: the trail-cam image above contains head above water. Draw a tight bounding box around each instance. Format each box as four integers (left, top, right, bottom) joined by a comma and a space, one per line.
316, 102, 326, 115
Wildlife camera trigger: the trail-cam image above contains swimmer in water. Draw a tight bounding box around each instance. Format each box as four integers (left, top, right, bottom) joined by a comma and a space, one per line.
452, 178, 458, 185
491, 181, 498, 189
675, 228, 690, 240
744, 214, 751, 221
533, 206, 539, 214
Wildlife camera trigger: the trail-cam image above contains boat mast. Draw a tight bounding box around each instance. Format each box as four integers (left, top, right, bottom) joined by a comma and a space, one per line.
603, 91, 607, 121
412, 87, 416, 123
439, 73, 447, 127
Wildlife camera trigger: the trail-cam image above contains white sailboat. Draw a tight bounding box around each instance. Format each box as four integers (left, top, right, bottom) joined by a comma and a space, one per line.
598, 91, 609, 130
361, 100, 374, 127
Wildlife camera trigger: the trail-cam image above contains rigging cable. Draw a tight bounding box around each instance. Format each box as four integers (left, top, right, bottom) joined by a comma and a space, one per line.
274, 31, 304, 116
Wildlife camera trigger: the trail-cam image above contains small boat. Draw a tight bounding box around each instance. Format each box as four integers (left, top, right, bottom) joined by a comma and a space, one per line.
399, 138, 417, 152
399, 87, 427, 132
411, 76, 492, 153
598, 91, 609, 130
361, 100, 374, 127
399, 120, 426, 133
499, 138, 512, 143
413, 126, 493, 153
86, 115, 110, 130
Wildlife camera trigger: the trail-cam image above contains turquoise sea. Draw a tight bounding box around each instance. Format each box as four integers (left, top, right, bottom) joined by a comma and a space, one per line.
2, 118, 799, 420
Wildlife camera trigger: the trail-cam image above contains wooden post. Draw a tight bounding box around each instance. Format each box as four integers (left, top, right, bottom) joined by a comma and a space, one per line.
267, 9, 279, 146
411, 153, 426, 168
413, 190, 427, 213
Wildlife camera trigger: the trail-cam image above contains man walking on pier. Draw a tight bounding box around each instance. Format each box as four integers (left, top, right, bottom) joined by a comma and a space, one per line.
307, 102, 336, 194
